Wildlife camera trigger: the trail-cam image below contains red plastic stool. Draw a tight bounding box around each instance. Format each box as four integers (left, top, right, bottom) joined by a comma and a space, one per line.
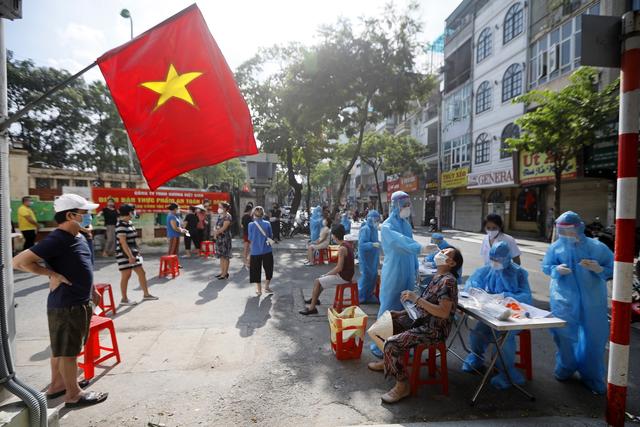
333, 282, 359, 312
515, 330, 533, 380
331, 316, 368, 360
327, 246, 340, 263
403, 342, 449, 396
199, 240, 215, 257
94, 283, 116, 317
78, 315, 121, 380
313, 248, 329, 265
159, 255, 180, 278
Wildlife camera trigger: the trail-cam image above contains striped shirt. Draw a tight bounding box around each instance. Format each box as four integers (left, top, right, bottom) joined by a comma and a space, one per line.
115, 220, 142, 270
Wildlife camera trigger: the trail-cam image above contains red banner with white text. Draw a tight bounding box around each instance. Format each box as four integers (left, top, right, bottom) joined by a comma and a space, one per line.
91, 188, 229, 213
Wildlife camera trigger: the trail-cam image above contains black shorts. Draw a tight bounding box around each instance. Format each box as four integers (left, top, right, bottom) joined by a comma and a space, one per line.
249, 252, 274, 283
47, 304, 92, 357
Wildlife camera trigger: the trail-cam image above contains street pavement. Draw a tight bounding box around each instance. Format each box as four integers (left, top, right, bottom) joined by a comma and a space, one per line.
8, 227, 640, 426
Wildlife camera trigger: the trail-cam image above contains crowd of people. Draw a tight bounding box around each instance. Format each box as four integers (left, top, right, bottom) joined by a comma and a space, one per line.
299, 190, 614, 404
9, 189, 616, 408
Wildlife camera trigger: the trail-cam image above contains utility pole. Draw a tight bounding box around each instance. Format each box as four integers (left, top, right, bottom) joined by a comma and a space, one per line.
120, 8, 136, 184
607, 7, 640, 427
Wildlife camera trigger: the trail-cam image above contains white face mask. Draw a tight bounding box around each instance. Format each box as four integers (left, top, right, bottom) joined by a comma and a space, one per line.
399, 207, 411, 218
491, 260, 504, 270
434, 252, 449, 266
218, 208, 224, 214
486, 229, 499, 239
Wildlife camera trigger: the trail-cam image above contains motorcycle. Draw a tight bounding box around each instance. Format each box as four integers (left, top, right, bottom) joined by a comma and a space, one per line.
585, 218, 614, 251
428, 218, 438, 232
288, 211, 309, 237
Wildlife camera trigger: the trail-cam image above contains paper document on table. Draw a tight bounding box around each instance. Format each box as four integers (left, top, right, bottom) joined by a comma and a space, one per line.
520, 302, 552, 319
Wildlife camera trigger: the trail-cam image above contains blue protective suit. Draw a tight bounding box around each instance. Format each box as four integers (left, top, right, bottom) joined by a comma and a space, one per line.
425, 232, 451, 263
462, 242, 532, 389
541, 211, 613, 394
358, 210, 381, 303
341, 213, 351, 235
309, 206, 323, 242
378, 192, 421, 316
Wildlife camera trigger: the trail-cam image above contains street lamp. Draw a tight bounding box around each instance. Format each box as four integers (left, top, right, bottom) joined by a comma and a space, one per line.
120, 9, 133, 40
119, 8, 135, 183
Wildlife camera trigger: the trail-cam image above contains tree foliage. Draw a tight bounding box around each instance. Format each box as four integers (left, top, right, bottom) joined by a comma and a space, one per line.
360, 131, 427, 210
507, 67, 619, 214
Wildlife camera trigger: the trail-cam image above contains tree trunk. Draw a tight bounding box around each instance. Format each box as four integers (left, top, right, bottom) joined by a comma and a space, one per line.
332, 97, 371, 218
305, 166, 312, 215
373, 166, 383, 212
553, 162, 562, 221
286, 145, 303, 219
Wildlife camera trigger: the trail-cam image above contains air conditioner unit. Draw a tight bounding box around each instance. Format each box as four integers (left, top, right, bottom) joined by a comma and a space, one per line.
537, 51, 548, 79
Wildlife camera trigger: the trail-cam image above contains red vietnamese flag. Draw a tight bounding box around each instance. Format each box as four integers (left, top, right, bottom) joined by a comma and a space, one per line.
97, 4, 257, 190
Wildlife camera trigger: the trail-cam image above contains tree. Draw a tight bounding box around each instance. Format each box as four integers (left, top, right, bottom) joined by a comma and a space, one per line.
167, 159, 246, 190
360, 131, 427, 211
507, 67, 618, 216
293, 3, 434, 216
7, 51, 90, 168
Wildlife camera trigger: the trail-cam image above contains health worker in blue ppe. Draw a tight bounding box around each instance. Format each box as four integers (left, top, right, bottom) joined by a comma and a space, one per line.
425, 233, 451, 264
542, 211, 613, 395
358, 210, 381, 303
370, 191, 433, 357
462, 241, 532, 389
309, 206, 323, 242
341, 211, 352, 235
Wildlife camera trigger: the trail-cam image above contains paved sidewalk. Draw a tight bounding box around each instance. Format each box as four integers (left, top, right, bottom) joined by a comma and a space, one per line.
357, 417, 606, 427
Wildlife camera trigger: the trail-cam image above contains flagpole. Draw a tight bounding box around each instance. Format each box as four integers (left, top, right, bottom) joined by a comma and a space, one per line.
0, 61, 97, 131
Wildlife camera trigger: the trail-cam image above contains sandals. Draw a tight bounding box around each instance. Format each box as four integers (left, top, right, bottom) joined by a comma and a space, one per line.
46, 379, 90, 399
367, 362, 384, 372
381, 386, 410, 404
65, 391, 108, 408
304, 298, 321, 305
263, 288, 274, 294
298, 307, 318, 315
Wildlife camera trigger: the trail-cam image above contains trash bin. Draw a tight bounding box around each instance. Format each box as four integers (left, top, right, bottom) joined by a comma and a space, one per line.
328, 306, 368, 360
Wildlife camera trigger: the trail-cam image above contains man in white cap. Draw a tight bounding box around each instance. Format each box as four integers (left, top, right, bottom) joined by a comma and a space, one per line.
12, 194, 108, 408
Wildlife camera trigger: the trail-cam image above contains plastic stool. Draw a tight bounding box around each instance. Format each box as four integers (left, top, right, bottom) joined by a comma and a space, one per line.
515, 330, 533, 380
313, 248, 329, 265
94, 283, 116, 316
200, 240, 215, 257
403, 342, 448, 396
159, 255, 180, 278
78, 315, 121, 380
328, 245, 340, 263
333, 282, 359, 312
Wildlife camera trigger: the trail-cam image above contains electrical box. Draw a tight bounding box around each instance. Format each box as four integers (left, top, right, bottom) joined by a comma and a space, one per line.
0, 0, 21, 20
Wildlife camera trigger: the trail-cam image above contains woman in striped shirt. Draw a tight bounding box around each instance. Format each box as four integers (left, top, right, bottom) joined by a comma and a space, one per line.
115, 204, 158, 305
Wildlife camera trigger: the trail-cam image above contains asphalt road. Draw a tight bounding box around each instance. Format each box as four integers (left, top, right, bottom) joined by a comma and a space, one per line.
7, 231, 640, 426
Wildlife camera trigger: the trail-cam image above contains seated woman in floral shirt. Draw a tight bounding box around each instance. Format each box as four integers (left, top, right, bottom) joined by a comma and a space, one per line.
368, 247, 463, 403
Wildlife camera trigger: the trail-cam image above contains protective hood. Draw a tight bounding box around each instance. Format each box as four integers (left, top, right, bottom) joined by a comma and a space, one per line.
311, 206, 323, 219
431, 232, 451, 250
465, 241, 531, 304
390, 191, 410, 218
555, 210, 585, 240
366, 210, 381, 228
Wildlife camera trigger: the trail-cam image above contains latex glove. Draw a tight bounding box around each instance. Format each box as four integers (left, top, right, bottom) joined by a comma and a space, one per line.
420, 243, 439, 256
580, 259, 604, 273
556, 264, 572, 275
372, 242, 381, 248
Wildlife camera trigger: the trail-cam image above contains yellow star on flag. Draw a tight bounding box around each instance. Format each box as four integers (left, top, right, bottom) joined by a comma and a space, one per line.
141, 64, 203, 110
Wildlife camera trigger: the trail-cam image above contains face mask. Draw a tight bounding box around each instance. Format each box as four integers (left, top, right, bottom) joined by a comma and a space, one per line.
218, 208, 224, 214
434, 252, 449, 266
559, 235, 578, 243
486, 229, 499, 239
491, 260, 504, 270
399, 207, 411, 218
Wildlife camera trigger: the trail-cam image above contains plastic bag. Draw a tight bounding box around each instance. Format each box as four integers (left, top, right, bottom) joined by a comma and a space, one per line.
401, 299, 420, 320
328, 306, 368, 343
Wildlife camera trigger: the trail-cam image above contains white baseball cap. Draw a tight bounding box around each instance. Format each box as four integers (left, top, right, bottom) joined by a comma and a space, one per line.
54, 194, 100, 213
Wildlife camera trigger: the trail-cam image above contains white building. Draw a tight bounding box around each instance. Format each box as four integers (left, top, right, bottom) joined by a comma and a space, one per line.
468, 1, 527, 231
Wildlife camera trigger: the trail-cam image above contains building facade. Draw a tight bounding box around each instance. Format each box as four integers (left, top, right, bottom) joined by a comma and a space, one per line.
469, 0, 527, 233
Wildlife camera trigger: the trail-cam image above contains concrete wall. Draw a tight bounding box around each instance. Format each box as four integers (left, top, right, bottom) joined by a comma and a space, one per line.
8, 149, 28, 200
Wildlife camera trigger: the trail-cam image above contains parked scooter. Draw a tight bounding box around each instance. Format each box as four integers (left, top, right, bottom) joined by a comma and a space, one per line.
428, 218, 438, 232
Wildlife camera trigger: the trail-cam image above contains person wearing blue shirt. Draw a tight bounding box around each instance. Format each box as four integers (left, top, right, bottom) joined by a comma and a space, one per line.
166, 203, 186, 256
358, 209, 381, 303
541, 211, 614, 395
462, 241, 532, 389
12, 194, 108, 407
425, 233, 451, 264
248, 206, 274, 296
